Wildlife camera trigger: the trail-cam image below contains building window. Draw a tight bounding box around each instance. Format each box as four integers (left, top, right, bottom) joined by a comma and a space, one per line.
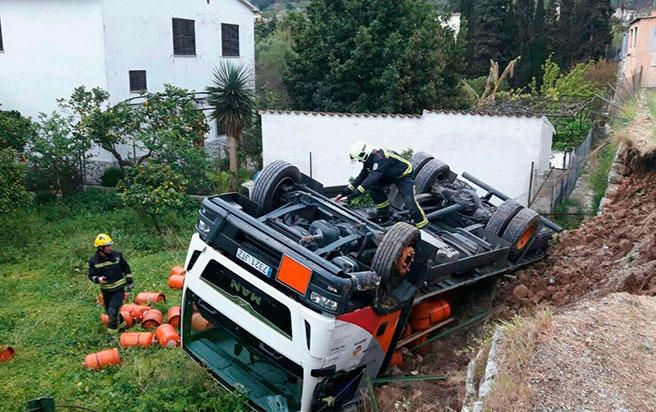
634, 27, 639, 47
0, 17, 4, 52
172, 18, 196, 56
216, 119, 225, 136
129, 70, 147, 92
221, 23, 240, 57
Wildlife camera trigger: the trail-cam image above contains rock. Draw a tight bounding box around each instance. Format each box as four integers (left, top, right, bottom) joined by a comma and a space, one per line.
608, 170, 623, 185
619, 239, 633, 254
615, 163, 632, 176
513, 284, 530, 300
551, 291, 566, 304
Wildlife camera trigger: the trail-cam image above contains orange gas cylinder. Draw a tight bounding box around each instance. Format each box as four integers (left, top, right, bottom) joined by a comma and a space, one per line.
168, 275, 184, 290
388, 350, 403, 367
101, 311, 133, 328
135, 292, 166, 305
119, 332, 154, 348
428, 300, 451, 325
120, 310, 134, 328
409, 302, 432, 330
402, 325, 413, 338
166, 306, 181, 329
0, 346, 15, 362
82, 348, 121, 370
155, 324, 181, 348
170, 265, 186, 277
141, 309, 163, 330
121, 304, 151, 321
191, 312, 211, 332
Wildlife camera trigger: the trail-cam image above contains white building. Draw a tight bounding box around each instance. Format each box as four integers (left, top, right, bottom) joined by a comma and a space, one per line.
0, 0, 258, 169
260, 110, 555, 206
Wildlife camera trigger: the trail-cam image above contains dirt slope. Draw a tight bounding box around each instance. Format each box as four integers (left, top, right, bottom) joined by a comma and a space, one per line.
485, 293, 656, 411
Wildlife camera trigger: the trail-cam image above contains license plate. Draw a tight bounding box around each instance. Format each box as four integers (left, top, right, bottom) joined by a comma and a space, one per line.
236, 248, 273, 278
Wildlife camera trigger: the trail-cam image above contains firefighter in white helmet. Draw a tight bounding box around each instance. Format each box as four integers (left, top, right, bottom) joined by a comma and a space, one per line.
335, 141, 428, 228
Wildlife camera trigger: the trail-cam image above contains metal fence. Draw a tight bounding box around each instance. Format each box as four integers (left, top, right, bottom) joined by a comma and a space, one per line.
548, 129, 593, 209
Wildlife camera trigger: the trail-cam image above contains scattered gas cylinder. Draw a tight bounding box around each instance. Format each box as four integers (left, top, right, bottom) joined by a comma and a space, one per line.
166, 306, 181, 329
168, 275, 184, 290
83, 348, 121, 370
141, 309, 163, 330
135, 292, 165, 305
155, 324, 181, 348
119, 332, 154, 348
170, 265, 186, 277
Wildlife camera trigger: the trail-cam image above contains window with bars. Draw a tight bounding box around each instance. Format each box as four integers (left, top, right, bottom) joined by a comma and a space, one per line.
129, 70, 147, 92
221, 23, 240, 57
172, 18, 196, 56
0, 17, 4, 52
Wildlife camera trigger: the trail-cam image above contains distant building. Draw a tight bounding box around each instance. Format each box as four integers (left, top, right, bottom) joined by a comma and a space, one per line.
622, 10, 656, 87
446, 13, 461, 36
0, 0, 258, 173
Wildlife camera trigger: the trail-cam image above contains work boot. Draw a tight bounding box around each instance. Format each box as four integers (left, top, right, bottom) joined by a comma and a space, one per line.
369, 207, 391, 224
117, 321, 128, 333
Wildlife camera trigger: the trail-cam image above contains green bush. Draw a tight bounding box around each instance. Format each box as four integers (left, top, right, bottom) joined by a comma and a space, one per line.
0, 148, 33, 214
100, 166, 125, 187
117, 162, 188, 233
0, 109, 35, 151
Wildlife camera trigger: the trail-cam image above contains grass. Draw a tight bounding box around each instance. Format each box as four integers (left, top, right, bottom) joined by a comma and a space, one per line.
590, 143, 618, 214
483, 309, 553, 412
549, 198, 587, 230
610, 95, 639, 132
0, 190, 247, 412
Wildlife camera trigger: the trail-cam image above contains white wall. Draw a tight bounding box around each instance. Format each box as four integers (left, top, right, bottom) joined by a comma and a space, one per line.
0, 0, 107, 119
261, 111, 554, 206
101, 0, 256, 104
91, 0, 257, 163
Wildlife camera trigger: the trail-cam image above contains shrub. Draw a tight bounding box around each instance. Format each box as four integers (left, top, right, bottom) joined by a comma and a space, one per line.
100, 167, 125, 187
117, 162, 188, 233
0, 109, 35, 152
0, 148, 33, 214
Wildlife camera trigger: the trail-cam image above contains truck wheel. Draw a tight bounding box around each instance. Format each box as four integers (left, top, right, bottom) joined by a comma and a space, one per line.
372, 223, 420, 294
485, 200, 523, 237
415, 159, 451, 193
410, 152, 434, 177
502, 208, 541, 261
250, 160, 301, 216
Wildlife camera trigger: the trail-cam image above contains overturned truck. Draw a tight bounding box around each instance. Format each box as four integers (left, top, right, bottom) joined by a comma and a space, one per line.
179, 153, 561, 412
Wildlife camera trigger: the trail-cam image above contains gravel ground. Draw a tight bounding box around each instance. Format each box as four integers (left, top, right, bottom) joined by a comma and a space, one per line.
495, 293, 656, 412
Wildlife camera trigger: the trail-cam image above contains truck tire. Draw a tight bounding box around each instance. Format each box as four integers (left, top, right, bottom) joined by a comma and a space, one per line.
502, 208, 541, 261
410, 152, 434, 177
485, 200, 523, 237
415, 159, 451, 194
372, 223, 420, 294
251, 160, 301, 216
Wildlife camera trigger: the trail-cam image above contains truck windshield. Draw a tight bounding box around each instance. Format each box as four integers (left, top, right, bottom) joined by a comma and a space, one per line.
183, 292, 303, 412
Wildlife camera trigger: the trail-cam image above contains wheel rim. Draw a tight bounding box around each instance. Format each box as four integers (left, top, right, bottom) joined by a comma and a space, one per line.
516, 223, 538, 250
395, 245, 415, 276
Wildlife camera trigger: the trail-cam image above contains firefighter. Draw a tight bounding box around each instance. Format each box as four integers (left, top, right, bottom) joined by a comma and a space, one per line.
88, 233, 134, 334
334, 141, 429, 229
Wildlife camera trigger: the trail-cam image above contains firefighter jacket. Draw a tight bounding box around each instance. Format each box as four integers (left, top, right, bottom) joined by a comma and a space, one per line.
88, 250, 133, 291
343, 149, 413, 200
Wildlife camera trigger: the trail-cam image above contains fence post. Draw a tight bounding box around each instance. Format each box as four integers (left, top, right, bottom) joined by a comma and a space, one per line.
528, 161, 534, 207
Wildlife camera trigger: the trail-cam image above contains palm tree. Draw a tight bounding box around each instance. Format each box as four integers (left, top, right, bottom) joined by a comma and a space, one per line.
206, 62, 256, 190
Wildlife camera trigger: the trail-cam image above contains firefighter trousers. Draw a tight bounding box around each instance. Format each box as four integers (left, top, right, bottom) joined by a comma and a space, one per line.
102, 288, 125, 332
369, 176, 429, 229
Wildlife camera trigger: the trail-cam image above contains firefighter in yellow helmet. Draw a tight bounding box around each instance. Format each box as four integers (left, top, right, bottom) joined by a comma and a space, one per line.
88, 233, 134, 334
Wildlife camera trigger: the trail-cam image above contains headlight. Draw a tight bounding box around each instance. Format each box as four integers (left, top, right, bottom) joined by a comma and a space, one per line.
310, 291, 338, 311
197, 220, 210, 234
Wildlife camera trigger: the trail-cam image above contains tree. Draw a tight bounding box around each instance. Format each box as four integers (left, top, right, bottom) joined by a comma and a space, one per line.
0, 109, 35, 152
0, 148, 32, 213
531, 0, 548, 86
557, 0, 576, 68
576, 0, 613, 61
117, 162, 188, 233
545, 0, 560, 58
469, 0, 508, 77
206, 62, 256, 189
284, 0, 465, 113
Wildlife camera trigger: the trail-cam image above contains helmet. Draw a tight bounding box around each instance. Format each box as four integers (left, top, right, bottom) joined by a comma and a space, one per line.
349, 141, 372, 163
94, 233, 114, 248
